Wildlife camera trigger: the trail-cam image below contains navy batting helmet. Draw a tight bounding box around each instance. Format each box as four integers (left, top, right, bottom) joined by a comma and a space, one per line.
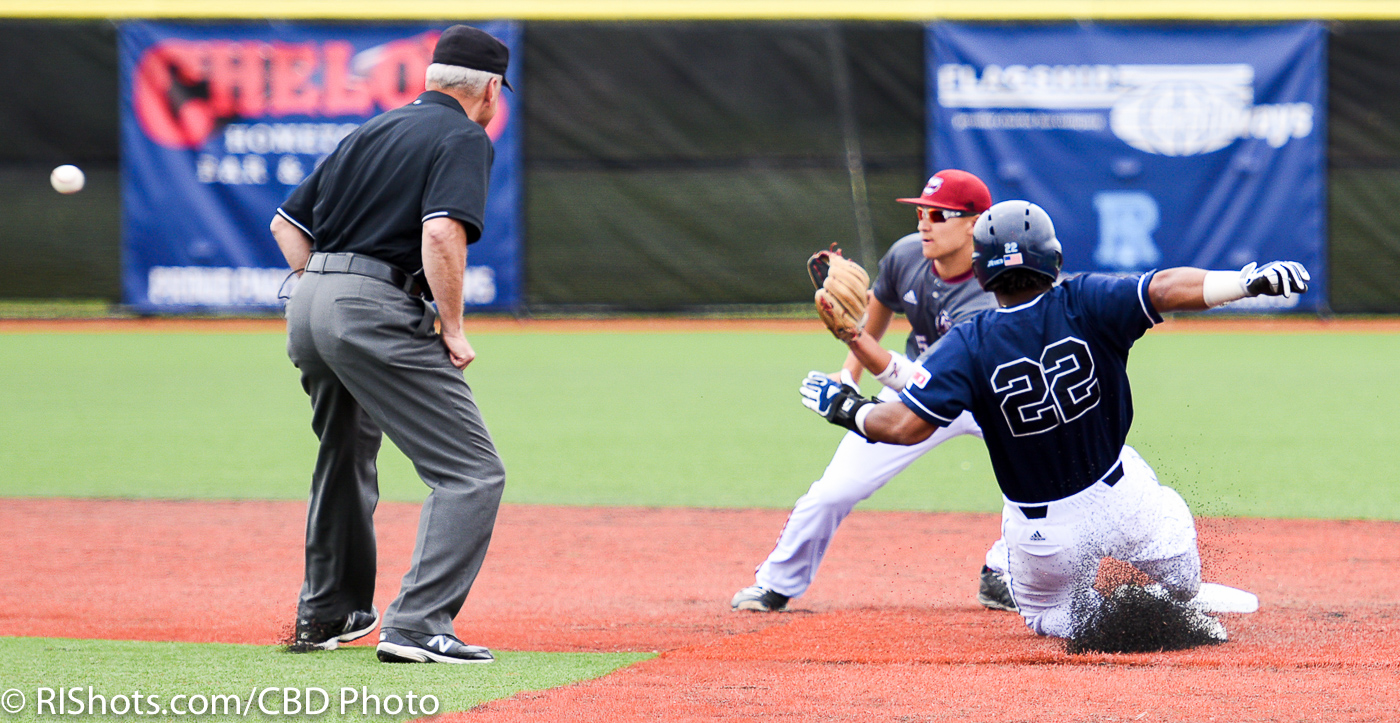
971, 200, 1063, 289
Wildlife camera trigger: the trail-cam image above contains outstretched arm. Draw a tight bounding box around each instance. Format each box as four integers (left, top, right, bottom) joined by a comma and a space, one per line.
860, 399, 940, 445
837, 297, 895, 383
835, 298, 930, 391
800, 372, 941, 445
1146, 267, 1208, 312
1149, 262, 1310, 313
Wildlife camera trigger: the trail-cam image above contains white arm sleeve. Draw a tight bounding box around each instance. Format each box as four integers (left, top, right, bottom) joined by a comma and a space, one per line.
873, 352, 917, 390
854, 402, 876, 437
1202, 266, 1249, 307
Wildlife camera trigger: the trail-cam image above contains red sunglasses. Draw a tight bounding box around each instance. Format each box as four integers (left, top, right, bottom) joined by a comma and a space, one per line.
917, 207, 972, 223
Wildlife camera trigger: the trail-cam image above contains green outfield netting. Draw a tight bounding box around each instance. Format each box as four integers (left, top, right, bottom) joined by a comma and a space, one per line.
0, 21, 120, 299
1328, 22, 1400, 312
522, 22, 925, 308
2, 20, 1400, 311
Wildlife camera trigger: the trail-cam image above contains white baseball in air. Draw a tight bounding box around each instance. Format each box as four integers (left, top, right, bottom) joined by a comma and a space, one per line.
50, 164, 85, 194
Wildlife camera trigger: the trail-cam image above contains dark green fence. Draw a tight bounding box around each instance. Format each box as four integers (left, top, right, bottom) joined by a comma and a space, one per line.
0, 21, 120, 299
2, 20, 1398, 312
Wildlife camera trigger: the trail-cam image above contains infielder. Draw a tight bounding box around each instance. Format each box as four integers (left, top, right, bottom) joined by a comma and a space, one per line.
270, 25, 510, 663
800, 200, 1308, 640
733, 170, 1016, 614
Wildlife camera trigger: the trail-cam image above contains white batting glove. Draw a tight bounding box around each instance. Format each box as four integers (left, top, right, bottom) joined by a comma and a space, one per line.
1242, 261, 1310, 299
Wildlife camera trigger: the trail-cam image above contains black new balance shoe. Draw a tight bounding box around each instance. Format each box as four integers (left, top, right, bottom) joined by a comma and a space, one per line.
376, 628, 495, 664
288, 606, 380, 652
977, 566, 1018, 612
730, 585, 790, 612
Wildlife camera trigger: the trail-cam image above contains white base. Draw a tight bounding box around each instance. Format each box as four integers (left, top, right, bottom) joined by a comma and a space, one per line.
1191, 583, 1260, 614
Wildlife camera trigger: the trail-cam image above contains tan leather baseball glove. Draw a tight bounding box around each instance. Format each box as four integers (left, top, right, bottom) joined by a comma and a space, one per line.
808, 244, 870, 343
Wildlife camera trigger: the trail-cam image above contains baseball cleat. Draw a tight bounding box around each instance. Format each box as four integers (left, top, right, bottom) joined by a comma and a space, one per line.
376, 628, 494, 664
731, 585, 790, 612
288, 606, 380, 653
977, 566, 1018, 612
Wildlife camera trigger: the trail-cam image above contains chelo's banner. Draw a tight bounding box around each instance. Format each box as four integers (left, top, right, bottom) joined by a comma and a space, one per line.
931, 23, 1326, 311
120, 22, 521, 312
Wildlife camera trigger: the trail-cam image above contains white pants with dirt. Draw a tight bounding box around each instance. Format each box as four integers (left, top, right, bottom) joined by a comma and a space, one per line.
998, 445, 1201, 638
755, 387, 1005, 598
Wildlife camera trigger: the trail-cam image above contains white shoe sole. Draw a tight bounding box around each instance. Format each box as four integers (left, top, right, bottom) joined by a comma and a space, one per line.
976, 594, 1018, 612
376, 642, 494, 664
732, 599, 784, 612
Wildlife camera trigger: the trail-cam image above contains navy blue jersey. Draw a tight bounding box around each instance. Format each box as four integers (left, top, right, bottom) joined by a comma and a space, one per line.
899, 272, 1163, 504
871, 233, 998, 359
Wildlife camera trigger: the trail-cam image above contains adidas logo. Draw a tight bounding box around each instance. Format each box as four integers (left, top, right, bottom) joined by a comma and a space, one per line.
903, 290, 918, 305
1029, 531, 1046, 542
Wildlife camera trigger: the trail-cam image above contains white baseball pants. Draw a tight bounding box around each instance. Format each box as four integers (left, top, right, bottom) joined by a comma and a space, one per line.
998, 445, 1201, 638
755, 388, 1003, 598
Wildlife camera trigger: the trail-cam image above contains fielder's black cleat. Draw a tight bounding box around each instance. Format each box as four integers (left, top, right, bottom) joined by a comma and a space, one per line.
977, 566, 1018, 612
287, 606, 379, 653
376, 628, 495, 664
730, 585, 790, 612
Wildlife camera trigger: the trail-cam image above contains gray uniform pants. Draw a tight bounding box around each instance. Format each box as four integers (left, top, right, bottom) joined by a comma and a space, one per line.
285, 270, 505, 637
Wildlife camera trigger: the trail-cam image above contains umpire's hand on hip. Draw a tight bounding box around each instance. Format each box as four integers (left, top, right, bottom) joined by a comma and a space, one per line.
443, 331, 476, 370
420, 217, 476, 369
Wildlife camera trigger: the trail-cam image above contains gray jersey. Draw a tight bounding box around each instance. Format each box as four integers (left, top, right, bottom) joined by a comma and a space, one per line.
870, 233, 998, 360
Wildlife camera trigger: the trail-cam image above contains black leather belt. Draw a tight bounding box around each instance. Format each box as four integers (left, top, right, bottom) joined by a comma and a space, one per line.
304, 252, 422, 297
1018, 461, 1124, 520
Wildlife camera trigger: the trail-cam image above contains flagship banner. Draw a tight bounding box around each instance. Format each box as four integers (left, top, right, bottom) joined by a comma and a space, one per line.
931, 22, 1326, 311
120, 21, 521, 312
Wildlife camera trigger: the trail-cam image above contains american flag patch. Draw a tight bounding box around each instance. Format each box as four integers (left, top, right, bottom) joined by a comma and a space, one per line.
1005, 253, 1023, 266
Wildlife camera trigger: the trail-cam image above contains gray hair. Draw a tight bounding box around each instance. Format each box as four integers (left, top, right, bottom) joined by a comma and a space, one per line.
425, 63, 499, 97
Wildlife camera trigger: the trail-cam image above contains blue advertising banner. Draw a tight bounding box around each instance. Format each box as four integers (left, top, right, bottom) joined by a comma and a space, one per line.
931, 23, 1326, 311
119, 21, 521, 312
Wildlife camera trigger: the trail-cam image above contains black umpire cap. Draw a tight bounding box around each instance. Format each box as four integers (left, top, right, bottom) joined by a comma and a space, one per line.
432, 25, 513, 91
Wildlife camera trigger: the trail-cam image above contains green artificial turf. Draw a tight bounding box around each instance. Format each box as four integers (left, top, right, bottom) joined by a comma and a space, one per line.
1, 328, 1396, 519
0, 637, 650, 721
1123, 331, 1400, 519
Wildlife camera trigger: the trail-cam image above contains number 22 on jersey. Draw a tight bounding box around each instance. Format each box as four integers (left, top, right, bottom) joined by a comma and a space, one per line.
989, 337, 1101, 437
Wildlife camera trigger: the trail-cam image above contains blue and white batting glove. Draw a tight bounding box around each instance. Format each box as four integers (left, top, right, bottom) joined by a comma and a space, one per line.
800, 371, 847, 417
1242, 261, 1310, 299
800, 370, 872, 436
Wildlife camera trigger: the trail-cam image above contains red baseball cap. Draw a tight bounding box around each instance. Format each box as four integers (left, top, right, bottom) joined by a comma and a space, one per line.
896, 169, 992, 214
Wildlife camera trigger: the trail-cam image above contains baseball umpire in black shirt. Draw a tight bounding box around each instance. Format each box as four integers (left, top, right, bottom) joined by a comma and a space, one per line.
270, 25, 510, 664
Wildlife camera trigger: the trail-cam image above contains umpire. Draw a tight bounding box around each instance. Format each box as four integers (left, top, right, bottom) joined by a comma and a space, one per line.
269, 25, 510, 664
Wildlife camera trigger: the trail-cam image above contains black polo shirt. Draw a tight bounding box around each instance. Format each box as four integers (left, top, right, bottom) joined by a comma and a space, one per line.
277, 90, 493, 275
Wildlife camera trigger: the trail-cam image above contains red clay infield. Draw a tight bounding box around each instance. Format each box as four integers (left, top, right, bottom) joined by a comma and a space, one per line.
3, 499, 1397, 721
